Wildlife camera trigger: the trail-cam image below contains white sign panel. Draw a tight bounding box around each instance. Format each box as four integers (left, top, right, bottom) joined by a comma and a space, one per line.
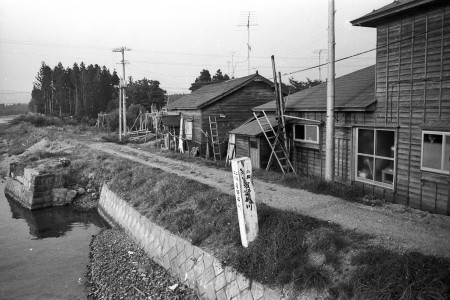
231, 157, 259, 247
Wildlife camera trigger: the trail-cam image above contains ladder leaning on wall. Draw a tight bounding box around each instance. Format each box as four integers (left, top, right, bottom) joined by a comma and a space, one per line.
209, 116, 221, 161
253, 111, 296, 174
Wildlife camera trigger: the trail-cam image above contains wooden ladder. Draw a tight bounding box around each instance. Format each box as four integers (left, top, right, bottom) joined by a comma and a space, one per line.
209, 116, 221, 160
253, 111, 296, 174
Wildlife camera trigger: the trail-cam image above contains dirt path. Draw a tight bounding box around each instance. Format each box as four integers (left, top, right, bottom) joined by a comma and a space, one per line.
87, 142, 450, 259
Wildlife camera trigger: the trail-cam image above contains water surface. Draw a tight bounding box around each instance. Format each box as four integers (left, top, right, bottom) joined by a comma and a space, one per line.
0, 183, 108, 299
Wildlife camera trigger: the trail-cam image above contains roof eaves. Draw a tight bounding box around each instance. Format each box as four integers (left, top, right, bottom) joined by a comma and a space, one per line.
198, 74, 274, 109
351, 0, 439, 27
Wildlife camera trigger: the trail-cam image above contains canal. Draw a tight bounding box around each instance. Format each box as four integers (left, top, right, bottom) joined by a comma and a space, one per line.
0, 183, 108, 299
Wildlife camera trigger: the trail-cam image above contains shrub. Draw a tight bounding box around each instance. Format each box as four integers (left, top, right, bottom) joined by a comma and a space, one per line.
10, 114, 62, 127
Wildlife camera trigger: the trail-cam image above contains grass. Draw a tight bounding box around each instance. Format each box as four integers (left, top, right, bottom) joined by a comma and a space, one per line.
61, 147, 449, 298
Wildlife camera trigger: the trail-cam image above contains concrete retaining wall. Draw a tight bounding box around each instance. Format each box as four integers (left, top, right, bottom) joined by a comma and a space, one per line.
98, 185, 283, 300
5, 165, 75, 210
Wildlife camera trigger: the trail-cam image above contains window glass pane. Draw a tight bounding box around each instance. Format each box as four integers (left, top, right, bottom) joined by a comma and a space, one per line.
374, 158, 394, 184
295, 125, 305, 140
357, 155, 374, 180
422, 133, 443, 170
305, 126, 318, 142
358, 129, 374, 155
185, 121, 193, 140
376, 130, 395, 158
444, 135, 450, 171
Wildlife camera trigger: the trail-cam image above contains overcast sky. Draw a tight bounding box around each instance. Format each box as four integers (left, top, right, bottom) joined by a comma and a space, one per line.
0, 0, 392, 103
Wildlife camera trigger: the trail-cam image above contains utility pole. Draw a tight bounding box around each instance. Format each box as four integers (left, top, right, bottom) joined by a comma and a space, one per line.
325, 0, 335, 181
118, 86, 122, 141
112, 46, 131, 138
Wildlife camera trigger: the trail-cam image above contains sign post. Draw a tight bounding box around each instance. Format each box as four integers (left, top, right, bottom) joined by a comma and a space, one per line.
231, 157, 259, 247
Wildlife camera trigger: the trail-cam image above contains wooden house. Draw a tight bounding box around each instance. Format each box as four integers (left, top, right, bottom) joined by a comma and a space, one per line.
166, 72, 277, 156
254, 65, 376, 179
350, 0, 450, 214
253, 0, 450, 215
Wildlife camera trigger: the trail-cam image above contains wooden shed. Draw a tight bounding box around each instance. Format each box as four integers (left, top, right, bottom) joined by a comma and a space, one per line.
228, 116, 278, 169
166, 72, 277, 157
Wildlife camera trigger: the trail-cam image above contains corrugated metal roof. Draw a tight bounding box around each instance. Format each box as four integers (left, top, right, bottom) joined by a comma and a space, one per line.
254, 65, 376, 112
166, 73, 274, 110
351, 0, 442, 27
229, 116, 278, 137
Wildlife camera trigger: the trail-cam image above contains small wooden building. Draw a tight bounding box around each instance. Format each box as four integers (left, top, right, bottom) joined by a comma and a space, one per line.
228, 116, 278, 169
166, 72, 277, 156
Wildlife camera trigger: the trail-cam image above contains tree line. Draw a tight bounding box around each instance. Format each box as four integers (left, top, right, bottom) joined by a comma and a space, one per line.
30, 62, 321, 121
0, 103, 29, 116
30, 62, 167, 121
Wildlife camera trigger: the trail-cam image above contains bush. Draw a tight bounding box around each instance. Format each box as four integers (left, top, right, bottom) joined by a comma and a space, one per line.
10, 114, 62, 127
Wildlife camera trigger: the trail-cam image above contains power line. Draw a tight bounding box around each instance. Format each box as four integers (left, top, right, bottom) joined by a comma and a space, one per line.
279, 25, 445, 78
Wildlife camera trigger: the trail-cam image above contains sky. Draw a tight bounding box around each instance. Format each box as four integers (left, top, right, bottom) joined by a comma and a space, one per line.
0, 0, 393, 104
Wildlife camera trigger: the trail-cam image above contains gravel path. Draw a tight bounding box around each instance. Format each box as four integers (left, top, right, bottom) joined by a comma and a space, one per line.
86, 229, 198, 300
87, 142, 450, 259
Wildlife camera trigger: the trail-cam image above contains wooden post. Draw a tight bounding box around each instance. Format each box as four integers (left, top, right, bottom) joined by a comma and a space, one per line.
231, 157, 259, 247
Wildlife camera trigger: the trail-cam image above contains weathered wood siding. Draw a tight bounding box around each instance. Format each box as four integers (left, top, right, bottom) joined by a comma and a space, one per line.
202, 81, 276, 157
235, 135, 250, 159
172, 109, 203, 153
374, 2, 450, 214
289, 112, 368, 178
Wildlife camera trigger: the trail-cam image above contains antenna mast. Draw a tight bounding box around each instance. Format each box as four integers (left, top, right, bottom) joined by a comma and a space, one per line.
313, 49, 327, 81
238, 11, 258, 75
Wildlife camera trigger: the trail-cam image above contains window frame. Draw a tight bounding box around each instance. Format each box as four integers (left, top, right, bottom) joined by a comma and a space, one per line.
354, 128, 396, 189
420, 130, 450, 175
185, 120, 193, 140
293, 124, 320, 144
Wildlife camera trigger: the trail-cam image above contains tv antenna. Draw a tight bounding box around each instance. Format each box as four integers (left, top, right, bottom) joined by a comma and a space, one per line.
238, 11, 258, 75
313, 49, 327, 81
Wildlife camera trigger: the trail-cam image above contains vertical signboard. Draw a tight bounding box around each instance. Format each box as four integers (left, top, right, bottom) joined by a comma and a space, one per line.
231, 157, 259, 247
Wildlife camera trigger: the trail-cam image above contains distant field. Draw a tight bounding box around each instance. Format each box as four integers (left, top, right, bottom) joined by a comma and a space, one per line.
0, 115, 19, 124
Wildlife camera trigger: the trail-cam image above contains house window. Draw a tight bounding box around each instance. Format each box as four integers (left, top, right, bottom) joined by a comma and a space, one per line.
294, 124, 319, 144
355, 128, 395, 188
421, 131, 450, 174
185, 121, 193, 140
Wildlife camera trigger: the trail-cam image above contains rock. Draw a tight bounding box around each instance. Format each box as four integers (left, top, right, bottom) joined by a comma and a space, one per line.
77, 187, 86, 195
68, 189, 77, 199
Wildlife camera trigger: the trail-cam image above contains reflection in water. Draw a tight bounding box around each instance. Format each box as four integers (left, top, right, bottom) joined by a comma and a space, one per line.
6, 196, 107, 239
0, 185, 108, 299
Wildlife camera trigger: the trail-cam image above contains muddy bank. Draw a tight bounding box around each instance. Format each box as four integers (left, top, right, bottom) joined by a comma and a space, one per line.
86, 229, 198, 299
